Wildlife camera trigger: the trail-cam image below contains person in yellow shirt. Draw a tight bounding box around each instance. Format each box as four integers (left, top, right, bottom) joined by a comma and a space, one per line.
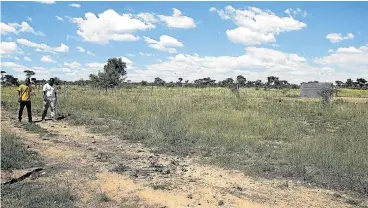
17, 78, 34, 122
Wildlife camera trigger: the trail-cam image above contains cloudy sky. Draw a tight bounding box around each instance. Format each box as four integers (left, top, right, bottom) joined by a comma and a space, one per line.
1, 1, 367, 84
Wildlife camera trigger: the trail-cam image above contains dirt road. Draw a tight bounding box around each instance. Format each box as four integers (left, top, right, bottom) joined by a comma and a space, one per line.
1, 111, 357, 208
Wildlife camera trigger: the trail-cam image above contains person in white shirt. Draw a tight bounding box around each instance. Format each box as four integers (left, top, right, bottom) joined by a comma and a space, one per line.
41, 78, 57, 121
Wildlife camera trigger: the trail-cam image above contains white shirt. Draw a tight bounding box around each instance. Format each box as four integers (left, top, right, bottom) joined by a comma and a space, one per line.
43, 83, 57, 100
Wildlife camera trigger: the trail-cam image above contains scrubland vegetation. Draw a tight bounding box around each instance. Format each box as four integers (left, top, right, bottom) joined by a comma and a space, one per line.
2, 86, 368, 196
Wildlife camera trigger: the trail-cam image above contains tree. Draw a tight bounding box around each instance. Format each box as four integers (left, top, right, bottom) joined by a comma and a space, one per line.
140, 80, 148, 86
267, 76, 279, 86
89, 74, 100, 87
154, 77, 165, 86
24, 70, 35, 78
4, 74, 19, 86
236, 75, 247, 87
54, 77, 62, 85
346, 79, 353, 87
219, 78, 234, 88
1, 71, 6, 84
335, 80, 344, 87
357, 78, 367, 87
98, 58, 127, 87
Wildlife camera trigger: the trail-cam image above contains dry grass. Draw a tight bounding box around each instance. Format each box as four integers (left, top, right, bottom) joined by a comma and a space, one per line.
1, 86, 367, 195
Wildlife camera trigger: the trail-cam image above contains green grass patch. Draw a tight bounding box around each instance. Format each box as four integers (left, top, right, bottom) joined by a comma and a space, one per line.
1, 128, 44, 170
1, 181, 75, 208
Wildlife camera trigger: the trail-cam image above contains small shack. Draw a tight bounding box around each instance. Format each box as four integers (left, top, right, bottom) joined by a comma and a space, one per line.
300, 82, 333, 104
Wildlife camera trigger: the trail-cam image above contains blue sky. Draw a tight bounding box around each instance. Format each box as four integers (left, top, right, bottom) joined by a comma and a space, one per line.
1, 1, 367, 84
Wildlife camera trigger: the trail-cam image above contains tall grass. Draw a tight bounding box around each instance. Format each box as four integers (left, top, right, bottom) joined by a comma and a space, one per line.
1, 86, 367, 195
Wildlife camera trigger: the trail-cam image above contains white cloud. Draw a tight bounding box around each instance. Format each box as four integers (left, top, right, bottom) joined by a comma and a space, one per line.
127, 47, 342, 84
17, 38, 69, 53
328, 49, 334, 53
34, 0, 55, 4
54, 44, 69, 52
0, 22, 18, 35
285, 8, 307, 18
87, 51, 95, 56
139, 52, 154, 56
24, 57, 32, 61
158, 8, 196, 29
69, 3, 81, 8
326, 33, 354, 43
76, 46, 85, 52
127, 53, 135, 57
210, 6, 306, 45
144, 35, 184, 53
9, 21, 44, 36
64, 61, 81, 69
315, 44, 368, 72
85, 62, 105, 70
226, 27, 276, 45
0, 42, 18, 54
14, 57, 20, 61
137, 13, 158, 23
1, 62, 25, 70
56, 16, 64, 21
41, 55, 56, 63
71, 9, 154, 44
27, 17, 32, 22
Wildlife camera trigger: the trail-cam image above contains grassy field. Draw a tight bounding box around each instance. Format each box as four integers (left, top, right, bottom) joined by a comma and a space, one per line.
1, 86, 367, 196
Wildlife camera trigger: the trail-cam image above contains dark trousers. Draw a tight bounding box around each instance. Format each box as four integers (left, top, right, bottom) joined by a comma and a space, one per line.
19, 100, 32, 122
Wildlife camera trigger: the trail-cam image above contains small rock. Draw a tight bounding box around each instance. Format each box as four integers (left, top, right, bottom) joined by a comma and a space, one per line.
133, 156, 139, 160
187, 194, 193, 199
26, 145, 30, 148
236, 186, 243, 191
51, 125, 54, 128
91, 136, 95, 138
87, 147, 93, 151
218, 200, 224, 206
138, 149, 144, 153
92, 140, 96, 144
181, 168, 188, 172
63, 126, 67, 128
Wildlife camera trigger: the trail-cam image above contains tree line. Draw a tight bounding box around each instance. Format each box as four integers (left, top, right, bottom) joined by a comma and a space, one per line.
1, 57, 367, 90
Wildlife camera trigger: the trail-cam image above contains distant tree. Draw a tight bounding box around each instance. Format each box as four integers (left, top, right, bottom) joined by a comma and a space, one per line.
141, 80, 148, 86
346, 79, 353, 87
267, 76, 279, 86
335, 80, 344, 87
4, 74, 19, 86
98, 58, 127, 88
219, 78, 234, 88
194, 77, 216, 88
89, 74, 100, 87
185, 80, 189, 84
154, 77, 165, 86
54, 77, 62, 85
24, 70, 35, 78
236, 75, 247, 87
178, 77, 183, 83
1, 71, 6, 84
357, 78, 367, 87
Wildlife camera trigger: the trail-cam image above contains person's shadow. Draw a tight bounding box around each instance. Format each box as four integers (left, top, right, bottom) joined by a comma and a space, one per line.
34, 116, 68, 123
